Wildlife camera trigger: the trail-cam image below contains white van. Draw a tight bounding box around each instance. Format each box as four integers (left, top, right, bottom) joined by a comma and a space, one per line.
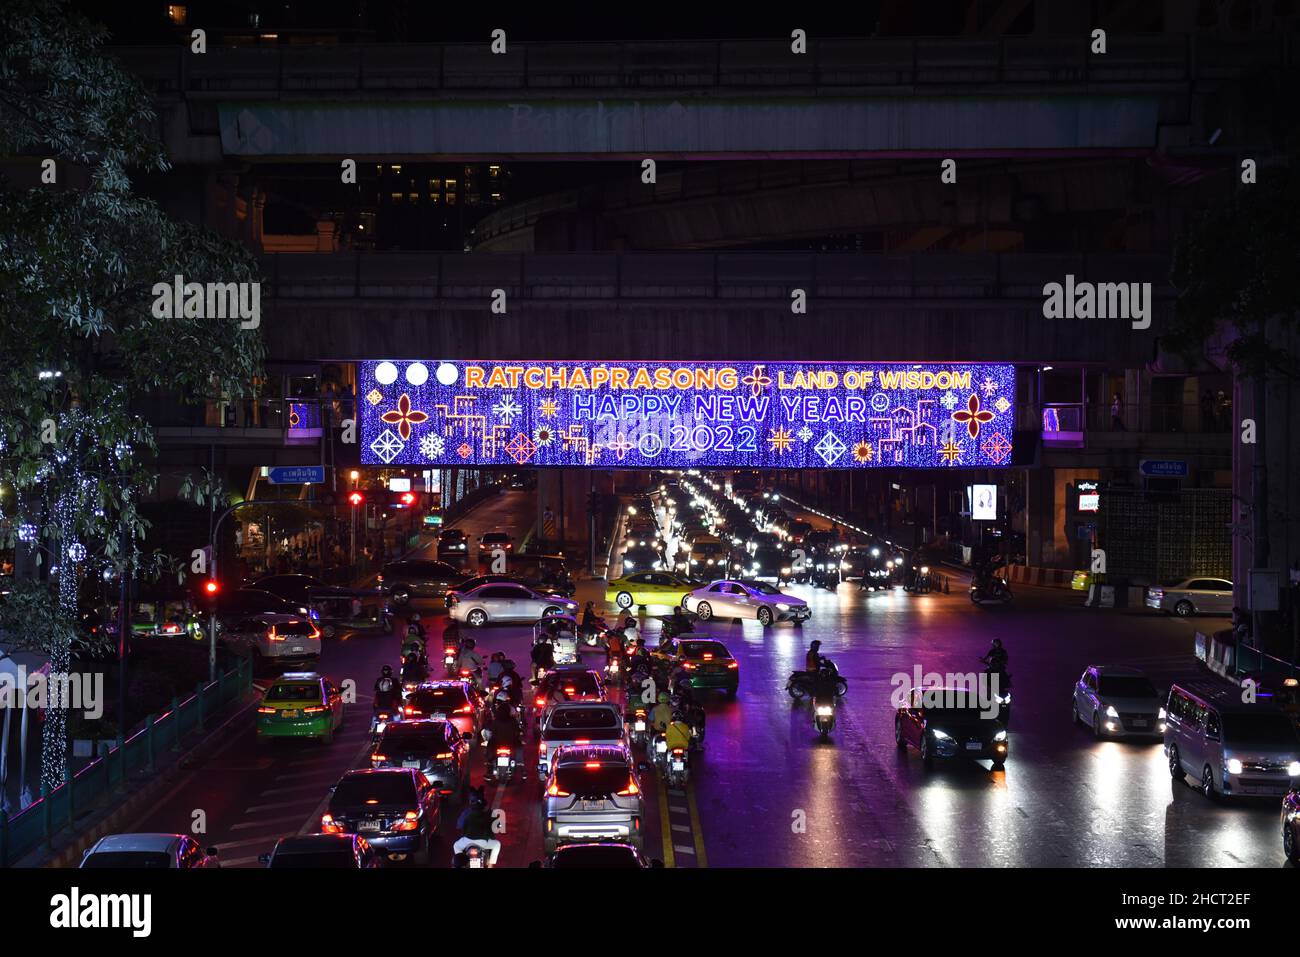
1164, 681, 1300, 801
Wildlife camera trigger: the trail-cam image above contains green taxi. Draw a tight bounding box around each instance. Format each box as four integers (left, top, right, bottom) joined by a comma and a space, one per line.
256, 673, 344, 743
652, 636, 739, 697
605, 572, 702, 610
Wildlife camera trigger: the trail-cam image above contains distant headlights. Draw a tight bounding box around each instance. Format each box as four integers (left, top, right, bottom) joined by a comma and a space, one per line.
1288, 761, 1300, 776
930, 729, 953, 742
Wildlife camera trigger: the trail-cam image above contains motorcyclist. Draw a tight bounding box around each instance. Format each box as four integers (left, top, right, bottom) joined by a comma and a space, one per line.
664, 711, 693, 753
810, 659, 840, 702
499, 666, 524, 709
487, 651, 507, 683
629, 637, 651, 672
804, 640, 823, 674
605, 628, 625, 663
453, 787, 500, 866
674, 681, 706, 749
407, 612, 426, 641
581, 600, 599, 630
662, 607, 692, 642
458, 638, 484, 683
614, 608, 636, 634
400, 651, 427, 685
980, 638, 1009, 675
530, 634, 555, 681
649, 692, 674, 737
373, 664, 402, 713
485, 702, 523, 776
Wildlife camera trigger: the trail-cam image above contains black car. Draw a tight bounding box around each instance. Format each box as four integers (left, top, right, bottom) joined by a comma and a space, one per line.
621, 545, 663, 576
437, 528, 471, 560
214, 587, 309, 625
252, 574, 330, 606
259, 833, 381, 869
895, 687, 1009, 771
536, 842, 664, 868
1284, 785, 1300, 863
380, 560, 468, 606
324, 768, 440, 863
371, 719, 470, 795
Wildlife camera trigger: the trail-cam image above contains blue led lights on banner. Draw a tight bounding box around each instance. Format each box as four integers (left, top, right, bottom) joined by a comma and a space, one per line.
360, 360, 1017, 469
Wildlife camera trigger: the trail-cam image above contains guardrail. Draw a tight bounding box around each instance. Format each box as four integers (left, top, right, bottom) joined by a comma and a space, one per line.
108, 34, 1291, 96
0, 657, 253, 867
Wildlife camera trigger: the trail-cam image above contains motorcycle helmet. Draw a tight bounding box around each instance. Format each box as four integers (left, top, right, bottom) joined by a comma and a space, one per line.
658, 692, 670, 704
381, 664, 393, 677
501, 674, 514, 688
992, 638, 1003, 648
410, 612, 421, 622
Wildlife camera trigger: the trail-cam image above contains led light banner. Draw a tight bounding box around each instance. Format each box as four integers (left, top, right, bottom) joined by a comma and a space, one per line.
360, 360, 1017, 469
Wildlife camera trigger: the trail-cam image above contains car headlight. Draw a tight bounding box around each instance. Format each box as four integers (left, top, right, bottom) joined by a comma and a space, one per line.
1158, 707, 1166, 719
781, 567, 791, 575
994, 730, 1007, 741
775, 603, 790, 611
1288, 761, 1300, 776
930, 729, 952, 741
1226, 759, 1244, 776
997, 693, 1011, 704
1105, 705, 1119, 718
815, 705, 834, 717
920, 566, 929, 575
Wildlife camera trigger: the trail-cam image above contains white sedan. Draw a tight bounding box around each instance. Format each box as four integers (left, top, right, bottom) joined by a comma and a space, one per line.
449, 582, 578, 627
681, 579, 810, 627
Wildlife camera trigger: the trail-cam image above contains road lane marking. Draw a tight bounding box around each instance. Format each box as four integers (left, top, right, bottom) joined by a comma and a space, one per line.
656, 772, 675, 868
297, 731, 377, 835
673, 844, 695, 854
219, 855, 266, 868
230, 813, 309, 831
245, 799, 319, 814
686, 780, 709, 867
671, 824, 690, 832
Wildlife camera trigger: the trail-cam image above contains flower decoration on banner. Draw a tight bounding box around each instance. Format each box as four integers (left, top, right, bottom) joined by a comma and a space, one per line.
419, 433, 446, 458
981, 432, 1013, 465
504, 433, 538, 465
370, 429, 404, 463
796, 426, 813, 443
457, 442, 473, 459
951, 394, 995, 439
539, 398, 559, 418
288, 408, 300, 427
981, 377, 999, 397
742, 364, 772, 397
533, 425, 556, 447
767, 427, 794, 454
940, 391, 959, 410
852, 440, 874, 464
492, 396, 523, 422
366, 389, 384, 406
814, 430, 847, 466
994, 396, 1011, 414
380, 393, 429, 441
939, 440, 963, 465
607, 433, 636, 460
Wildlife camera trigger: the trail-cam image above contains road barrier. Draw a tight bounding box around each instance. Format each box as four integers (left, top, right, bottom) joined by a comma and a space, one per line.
0, 657, 252, 867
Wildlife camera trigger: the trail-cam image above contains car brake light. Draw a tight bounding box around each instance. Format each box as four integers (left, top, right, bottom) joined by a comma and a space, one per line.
535, 697, 546, 707
702, 653, 713, 660
727, 661, 739, 669
268, 628, 285, 641
256, 706, 275, 714
393, 811, 420, 832
564, 686, 576, 694
321, 814, 340, 833
682, 662, 695, 670
457, 704, 473, 713
546, 783, 571, 797
575, 739, 590, 745
618, 779, 640, 796
372, 754, 387, 762
585, 762, 601, 769
404, 707, 417, 715
435, 752, 453, 759
497, 747, 511, 756
304, 706, 327, 714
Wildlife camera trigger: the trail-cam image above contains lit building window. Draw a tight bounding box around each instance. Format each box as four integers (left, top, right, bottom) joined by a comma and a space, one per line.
490, 192, 502, 202
429, 178, 442, 190
167, 5, 187, 25
390, 164, 402, 173
446, 193, 457, 205
488, 165, 501, 177
429, 194, 441, 204
408, 192, 418, 203
390, 192, 403, 204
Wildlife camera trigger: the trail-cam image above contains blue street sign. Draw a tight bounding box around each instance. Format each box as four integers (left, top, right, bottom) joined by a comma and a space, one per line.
1139, 459, 1188, 478
267, 466, 326, 485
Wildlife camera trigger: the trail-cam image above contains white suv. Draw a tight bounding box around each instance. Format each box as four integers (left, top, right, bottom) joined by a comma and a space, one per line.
220, 613, 321, 673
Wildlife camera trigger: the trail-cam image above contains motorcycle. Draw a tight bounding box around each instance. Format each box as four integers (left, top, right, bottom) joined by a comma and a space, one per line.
370, 708, 399, 743
453, 842, 495, 869
666, 747, 690, 787
970, 573, 1012, 605
813, 696, 836, 738
981, 663, 1012, 724
651, 733, 670, 773
604, 654, 625, 686
810, 563, 839, 591
489, 745, 517, 784
443, 647, 459, 677
902, 564, 932, 594
628, 707, 650, 749
786, 658, 848, 701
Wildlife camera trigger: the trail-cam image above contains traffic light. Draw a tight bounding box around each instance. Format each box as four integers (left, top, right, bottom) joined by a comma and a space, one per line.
399, 491, 416, 507
203, 580, 220, 605
348, 491, 364, 507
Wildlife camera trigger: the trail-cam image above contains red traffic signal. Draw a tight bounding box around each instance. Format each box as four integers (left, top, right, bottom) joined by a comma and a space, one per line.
203, 580, 219, 596
399, 492, 416, 506
348, 491, 364, 507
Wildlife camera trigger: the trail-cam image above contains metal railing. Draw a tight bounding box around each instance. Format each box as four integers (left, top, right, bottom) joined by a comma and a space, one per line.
107, 34, 1291, 96
0, 658, 253, 867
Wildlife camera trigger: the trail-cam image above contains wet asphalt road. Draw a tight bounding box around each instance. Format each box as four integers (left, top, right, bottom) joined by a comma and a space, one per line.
123, 487, 1289, 868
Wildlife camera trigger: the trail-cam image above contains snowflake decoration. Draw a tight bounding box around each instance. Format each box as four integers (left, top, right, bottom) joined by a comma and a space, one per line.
938, 440, 963, 465
538, 398, 559, 418
370, 428, 404, 464
504, 432, 538, 465
767, 427, 795, 454
419, 433, 446, 458
852, 440, 873, 464
813, 430, 847, 466
980, 432, 1013, 465
533, 425, 556, 447
940, 391, 959, 411
981, 377, 999, 397
994, 396, 1011, 415
796, 426, 813, 443
366, 389, 384, 406
492, 396, 523, 422
457, 442, 473, 459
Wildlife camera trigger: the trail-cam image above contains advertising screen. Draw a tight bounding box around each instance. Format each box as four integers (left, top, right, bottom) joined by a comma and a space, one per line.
360, 360, 1016, 469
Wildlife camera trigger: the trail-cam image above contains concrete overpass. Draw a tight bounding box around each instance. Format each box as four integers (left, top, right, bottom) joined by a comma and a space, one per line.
110, 34, 1290, 162
256, 250, 1170, 364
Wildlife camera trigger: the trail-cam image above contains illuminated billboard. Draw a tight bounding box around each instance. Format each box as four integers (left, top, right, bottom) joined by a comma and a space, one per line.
360, 360, 1016, 469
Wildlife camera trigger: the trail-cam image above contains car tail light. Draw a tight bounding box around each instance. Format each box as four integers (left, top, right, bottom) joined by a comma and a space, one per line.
535, 697, 546, 707
563, 686, 576, 694
496, 747, 511, 757
435, 752, 453, 759
393, 811, 419, 832
575, 739, 590, 745
633, 816, 641, 831
404, 706, 418, 716
321, 814, 341, 833
457, 704, 473, 713
256, 706, 276, 714
371, 754, 387, 762
618, 779, 640, 796
701, 653, 713, 660
682, 662, 695, 670
304, 706, 327, 714
268, 628, 285, 641
585, 762, 601, 769
727, 661, 739, 669
546, 783, 570, 797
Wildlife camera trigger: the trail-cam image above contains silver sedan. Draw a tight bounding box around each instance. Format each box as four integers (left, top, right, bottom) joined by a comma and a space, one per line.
681, 579, 810, 627
1145, 578, 1233, 617
448, 583, 578, 627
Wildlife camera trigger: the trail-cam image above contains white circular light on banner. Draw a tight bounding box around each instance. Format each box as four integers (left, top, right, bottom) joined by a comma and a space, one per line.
405, 362, 429, 386
435, 362, 459, 386
375, 361, 399, 385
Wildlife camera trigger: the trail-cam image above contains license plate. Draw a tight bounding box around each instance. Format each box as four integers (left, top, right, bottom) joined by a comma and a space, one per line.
497, 756, 510, 767
292, 646, 305, 652
581, 800, 605, 810
1130, 720, 1148, 728
634, 721, 646, 731
281, 709, 299, 718
965, 742, 983, 751
358, 821, 381, 831
672, 760, 686, 771
432, 713, 446, 722
402, 760, 420, 768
